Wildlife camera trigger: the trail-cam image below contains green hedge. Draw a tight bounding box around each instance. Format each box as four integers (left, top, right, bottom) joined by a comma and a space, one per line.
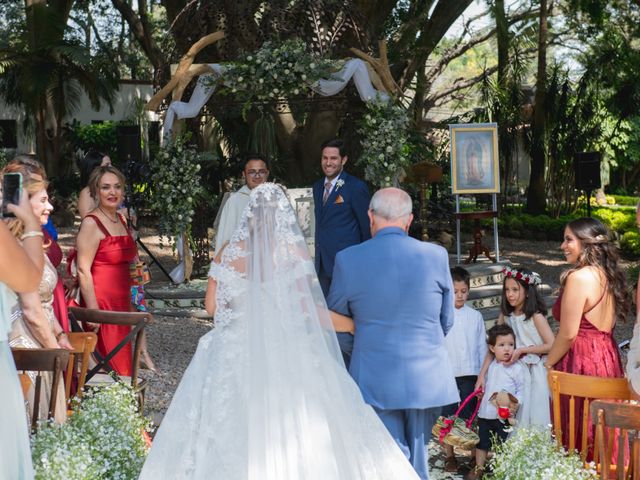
480, 207, 640, 258
620, 231, 640, 258
612, 195, 640, 206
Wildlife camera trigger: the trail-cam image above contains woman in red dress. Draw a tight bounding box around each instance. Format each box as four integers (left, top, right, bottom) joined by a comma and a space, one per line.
546, 217, 631, 460
76, 165, 136, 376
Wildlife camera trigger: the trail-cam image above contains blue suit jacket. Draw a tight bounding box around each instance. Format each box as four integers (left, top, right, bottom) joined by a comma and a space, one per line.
313, 171, 371, 278
327, 227, 459, 410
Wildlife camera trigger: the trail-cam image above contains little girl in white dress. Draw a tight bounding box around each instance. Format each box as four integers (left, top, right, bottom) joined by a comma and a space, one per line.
477, 266, 554, 427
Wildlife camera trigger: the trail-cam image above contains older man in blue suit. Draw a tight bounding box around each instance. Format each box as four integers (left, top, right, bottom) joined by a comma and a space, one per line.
327, 188, 459, 480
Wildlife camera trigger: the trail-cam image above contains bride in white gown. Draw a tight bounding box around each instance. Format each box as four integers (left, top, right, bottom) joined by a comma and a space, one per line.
139, 183, 419, 479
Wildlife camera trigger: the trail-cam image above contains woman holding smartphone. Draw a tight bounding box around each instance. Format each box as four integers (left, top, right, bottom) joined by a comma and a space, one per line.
4, 165, 72, 425
0, 181, 44, 480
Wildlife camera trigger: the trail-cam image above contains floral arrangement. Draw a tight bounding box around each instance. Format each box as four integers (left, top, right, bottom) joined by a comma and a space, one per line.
219, 39, 337, 111
356, 98, 411, 188
502, 266, 542, 286
489, 426, 597, 479
149, 135, 203, 241
31, 382, 151, 479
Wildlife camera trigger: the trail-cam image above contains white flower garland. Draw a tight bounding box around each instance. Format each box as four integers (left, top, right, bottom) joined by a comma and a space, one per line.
356, 98, 411, 188
149, 136, 203, 242
218, 39, 338, 111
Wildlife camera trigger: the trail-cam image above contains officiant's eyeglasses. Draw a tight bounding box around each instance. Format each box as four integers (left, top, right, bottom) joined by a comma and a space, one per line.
246, 169, 269, 177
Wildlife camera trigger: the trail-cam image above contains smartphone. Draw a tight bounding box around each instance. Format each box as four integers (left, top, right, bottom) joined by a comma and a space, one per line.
1, 172, 22, 218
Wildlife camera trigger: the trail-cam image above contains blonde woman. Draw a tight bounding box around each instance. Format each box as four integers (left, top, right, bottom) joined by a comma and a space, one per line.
3, 165, 71, 425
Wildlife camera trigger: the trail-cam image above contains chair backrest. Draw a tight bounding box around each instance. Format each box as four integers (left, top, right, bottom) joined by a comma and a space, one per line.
591, 400, 640, 480
12, 348, 70, 431
67, 307, 151, 388
548, 370, 632, 462
64, 332, 98, 403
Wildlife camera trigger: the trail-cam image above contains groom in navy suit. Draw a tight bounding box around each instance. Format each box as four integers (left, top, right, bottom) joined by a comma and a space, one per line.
327, 188, 459, 480
313, 139, 370, 297
313, 139, 370, 367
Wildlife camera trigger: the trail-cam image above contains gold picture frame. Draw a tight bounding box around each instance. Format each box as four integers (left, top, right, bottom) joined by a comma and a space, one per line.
450, 123, 500, 194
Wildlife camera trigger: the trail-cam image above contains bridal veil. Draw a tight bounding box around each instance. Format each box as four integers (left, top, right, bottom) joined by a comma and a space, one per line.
139, 183, 418, 479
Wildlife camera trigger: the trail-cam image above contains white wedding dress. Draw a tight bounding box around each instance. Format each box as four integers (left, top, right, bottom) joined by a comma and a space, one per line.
140, 183, 418, 479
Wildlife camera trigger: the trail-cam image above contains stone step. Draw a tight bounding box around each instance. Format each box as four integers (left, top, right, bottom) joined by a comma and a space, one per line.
449, 258, 512, 288
150, 308, 211, 319
146, 297, 205, 310
145, 280, 206, 311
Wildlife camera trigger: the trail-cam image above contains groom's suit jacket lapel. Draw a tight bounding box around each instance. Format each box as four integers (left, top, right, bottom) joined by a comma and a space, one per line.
319, 170, 346, 219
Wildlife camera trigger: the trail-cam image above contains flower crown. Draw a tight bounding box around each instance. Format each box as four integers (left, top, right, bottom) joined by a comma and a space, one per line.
502, 266, 542, 286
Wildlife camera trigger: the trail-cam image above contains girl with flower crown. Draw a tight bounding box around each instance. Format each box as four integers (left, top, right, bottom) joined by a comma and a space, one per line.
475, 266, 554, 428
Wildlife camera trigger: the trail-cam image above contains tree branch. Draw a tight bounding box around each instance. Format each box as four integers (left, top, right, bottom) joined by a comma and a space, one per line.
425, 6, 537, 84
398, 0, 474, 90
145, 31, 224, 111
110, 0, 168, 73
427, 65, 500, 105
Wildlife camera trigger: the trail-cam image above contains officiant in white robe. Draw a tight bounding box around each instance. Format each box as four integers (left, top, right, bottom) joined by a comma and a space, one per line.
213, 155, 269, 253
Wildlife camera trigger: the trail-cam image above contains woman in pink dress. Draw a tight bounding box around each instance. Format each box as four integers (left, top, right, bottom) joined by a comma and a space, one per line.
546, 217, 631, 460
76, 165, 136, 376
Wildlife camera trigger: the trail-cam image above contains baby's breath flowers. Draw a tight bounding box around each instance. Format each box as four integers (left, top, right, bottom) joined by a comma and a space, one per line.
31, 382, 151, 479
489, 426, 597, 479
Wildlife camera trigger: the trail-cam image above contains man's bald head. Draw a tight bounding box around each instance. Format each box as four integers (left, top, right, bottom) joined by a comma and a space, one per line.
368, 188, 413, 235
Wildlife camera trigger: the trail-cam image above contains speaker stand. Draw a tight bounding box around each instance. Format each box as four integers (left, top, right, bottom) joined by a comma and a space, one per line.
585, 189, 593, 218
136, 237, 176, 284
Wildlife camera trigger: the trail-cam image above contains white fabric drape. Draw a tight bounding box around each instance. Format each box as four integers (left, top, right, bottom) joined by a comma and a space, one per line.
162, 59, 387, 138
162, 58, 388, 281
169, 235, 186, 284
140, 184, 419, 479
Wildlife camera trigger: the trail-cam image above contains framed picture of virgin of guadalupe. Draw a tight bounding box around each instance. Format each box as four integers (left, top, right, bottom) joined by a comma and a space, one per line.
449, 123, 500, 194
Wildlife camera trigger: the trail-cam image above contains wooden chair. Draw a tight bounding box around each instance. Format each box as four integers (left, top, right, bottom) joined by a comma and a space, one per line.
548, 370, 633, 463
64, 332, 98, 404
11, 348, 70, 431
67, 307, 152, 409
591, 400, 640, 480
18, 372, 31, 398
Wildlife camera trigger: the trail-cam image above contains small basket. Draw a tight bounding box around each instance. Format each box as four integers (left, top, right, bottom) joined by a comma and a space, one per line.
432, 389, 481, 449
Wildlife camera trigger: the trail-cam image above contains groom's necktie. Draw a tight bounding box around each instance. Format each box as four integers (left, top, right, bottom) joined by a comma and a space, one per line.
322, 180, 332, 205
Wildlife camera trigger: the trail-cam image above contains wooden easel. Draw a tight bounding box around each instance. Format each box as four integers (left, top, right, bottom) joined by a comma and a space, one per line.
455, 194, 500, 264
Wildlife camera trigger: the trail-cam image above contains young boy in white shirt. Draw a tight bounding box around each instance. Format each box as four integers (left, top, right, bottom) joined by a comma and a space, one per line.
442, 267, 488, 472
465, 323, 525, 480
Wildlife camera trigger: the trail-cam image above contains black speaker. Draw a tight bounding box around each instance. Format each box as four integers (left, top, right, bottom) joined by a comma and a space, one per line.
116, 125, 141, 164
575, 152, 601, 191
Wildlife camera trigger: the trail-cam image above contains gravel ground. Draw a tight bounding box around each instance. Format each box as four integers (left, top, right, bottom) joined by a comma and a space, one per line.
55, 227, 638, 424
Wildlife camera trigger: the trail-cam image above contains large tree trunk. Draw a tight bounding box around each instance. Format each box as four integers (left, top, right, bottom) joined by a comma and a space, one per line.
494, 0, 509, 203
25, 0, 73, 174
526, 0, 548, 214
